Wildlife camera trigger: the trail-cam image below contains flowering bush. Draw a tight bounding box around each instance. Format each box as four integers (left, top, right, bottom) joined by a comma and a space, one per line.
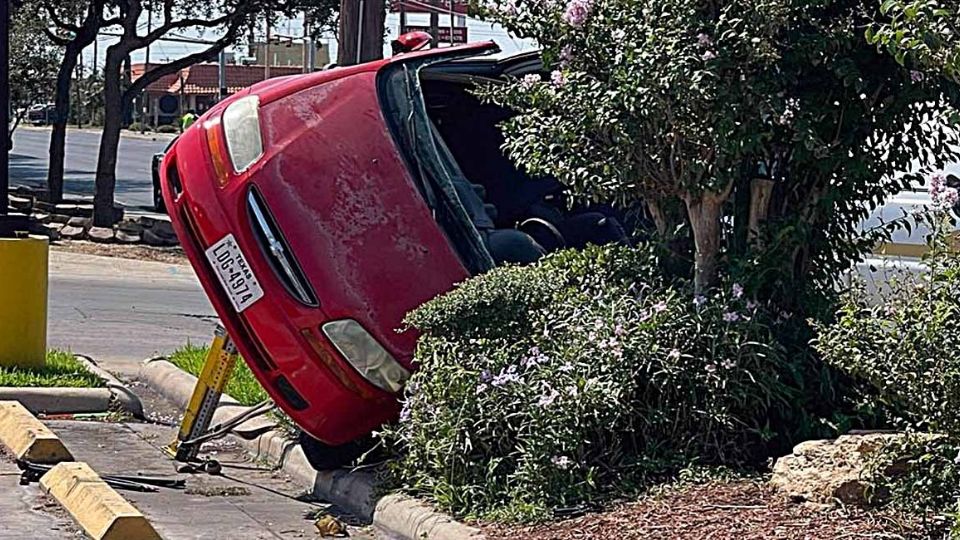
381, 245, 849, 521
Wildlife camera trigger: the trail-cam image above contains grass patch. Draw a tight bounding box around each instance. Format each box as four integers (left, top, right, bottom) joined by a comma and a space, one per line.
169, 344, 269, 406
0, 350, 104, 388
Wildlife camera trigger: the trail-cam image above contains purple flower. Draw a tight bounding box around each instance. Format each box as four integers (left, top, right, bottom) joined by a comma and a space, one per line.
943, 188, 959, 207
693, 295, 707, 307
562, 0, 592, 28
732, 283, 744, 299
552, 455, 572, 469
746, 300, 759, 310
399, 402, 412, 422
475, 383, 488, 394
722, 311, 739, 323
705, 363, 717, 373
560, 45, 575, 66
479, 369, 492, 383
653, 300, 668, 313
911, 70, 924, 83
697, 33, 712, 47
667, 348, 681, 361
614, 324, 626, 337
559, 362, 575, 372
701, 50, 717, 61
931, 173, 958, 208
721, 358, 737, 370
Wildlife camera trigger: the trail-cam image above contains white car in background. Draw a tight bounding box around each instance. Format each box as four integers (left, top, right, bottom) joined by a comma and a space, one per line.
857, 163, 960, 291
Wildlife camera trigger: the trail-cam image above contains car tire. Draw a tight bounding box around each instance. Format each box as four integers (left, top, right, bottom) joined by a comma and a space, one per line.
298, 431, 371, 470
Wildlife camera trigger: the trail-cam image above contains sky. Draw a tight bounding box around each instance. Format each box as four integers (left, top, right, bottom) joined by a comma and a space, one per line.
79, 10, 537, 70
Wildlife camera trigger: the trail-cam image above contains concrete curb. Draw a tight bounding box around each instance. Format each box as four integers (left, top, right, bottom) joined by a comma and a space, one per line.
40, 461, 161, 540
0, 400, 73, 463
74, 355, 145, 418
138, 357, 485, 540
0, 356, 144, 417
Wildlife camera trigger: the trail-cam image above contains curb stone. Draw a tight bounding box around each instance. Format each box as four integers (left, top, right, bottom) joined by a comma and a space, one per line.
73, 355, 144, 418
40, 461, 161, 540
138, 357, 485, 540
0, 401, 73, 463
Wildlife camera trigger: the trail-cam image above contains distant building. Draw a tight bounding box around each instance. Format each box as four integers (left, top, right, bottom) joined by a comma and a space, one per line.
131, 63, 305, 127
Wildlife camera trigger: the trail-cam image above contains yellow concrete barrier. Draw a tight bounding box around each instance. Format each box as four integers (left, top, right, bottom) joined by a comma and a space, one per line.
0, 235, 48, 368
0, 400, 72, 463
40, 462, 161, 540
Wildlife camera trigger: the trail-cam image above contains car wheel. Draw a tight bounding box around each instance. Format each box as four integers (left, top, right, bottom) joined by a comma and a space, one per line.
298, 431, 371, 470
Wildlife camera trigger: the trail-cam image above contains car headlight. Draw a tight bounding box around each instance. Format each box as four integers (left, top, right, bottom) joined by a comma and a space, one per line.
321, 320, 410, 394
222, 95, 263, 173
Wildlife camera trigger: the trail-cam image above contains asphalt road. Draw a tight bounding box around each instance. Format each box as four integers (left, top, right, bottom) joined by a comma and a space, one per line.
47, 250, 216, 377
10, 126, 173, 209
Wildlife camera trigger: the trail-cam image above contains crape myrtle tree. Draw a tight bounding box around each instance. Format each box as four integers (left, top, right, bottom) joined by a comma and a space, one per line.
91, 0, 338, 227
869, 0, 959, 82
475, 0, 960, 300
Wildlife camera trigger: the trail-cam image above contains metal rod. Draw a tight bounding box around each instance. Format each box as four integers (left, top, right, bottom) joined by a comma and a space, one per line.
142, 5, 152, 132
449, 0, 455, 46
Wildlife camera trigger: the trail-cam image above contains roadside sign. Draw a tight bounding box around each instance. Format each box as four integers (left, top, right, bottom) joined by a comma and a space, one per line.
391, 0, 469, 14
402, 25, 468, 44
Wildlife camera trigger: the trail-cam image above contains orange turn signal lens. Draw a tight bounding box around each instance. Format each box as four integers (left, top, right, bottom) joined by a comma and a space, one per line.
203, 118, 231, 187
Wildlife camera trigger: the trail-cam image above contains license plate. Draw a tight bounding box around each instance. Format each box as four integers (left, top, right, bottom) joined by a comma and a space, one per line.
205, 234, 264, 313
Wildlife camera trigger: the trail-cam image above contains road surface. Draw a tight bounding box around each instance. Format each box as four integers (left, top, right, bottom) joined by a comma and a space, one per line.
10, 126, 173, 209
47, 250, 216, 377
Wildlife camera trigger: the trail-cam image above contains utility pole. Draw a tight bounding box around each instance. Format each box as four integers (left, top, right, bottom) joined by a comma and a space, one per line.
264, 17, 271, 79
302, 12, 313, 73
356, 0, 365, 64
218, 49, 227, 100
399, 1, 406, 34
0, 0, 9, 218
141, 6, 152, 133
75, 62, 82, 129
449, 0, 455, 46
429, 0, 439, 48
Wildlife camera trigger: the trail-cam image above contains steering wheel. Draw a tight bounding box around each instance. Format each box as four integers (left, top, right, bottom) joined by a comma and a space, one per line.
518, 217, 566, 252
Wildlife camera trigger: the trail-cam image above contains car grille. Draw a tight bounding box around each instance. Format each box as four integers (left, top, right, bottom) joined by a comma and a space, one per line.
246, 187, 318, 307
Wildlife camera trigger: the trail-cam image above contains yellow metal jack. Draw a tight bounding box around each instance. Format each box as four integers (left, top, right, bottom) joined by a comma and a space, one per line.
167, 325, 238, 463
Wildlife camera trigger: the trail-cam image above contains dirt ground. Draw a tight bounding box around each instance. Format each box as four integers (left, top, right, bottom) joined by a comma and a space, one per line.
51, 239, 188, 264
484, 480, 943, 540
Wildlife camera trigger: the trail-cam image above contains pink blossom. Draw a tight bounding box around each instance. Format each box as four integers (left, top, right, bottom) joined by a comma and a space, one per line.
911, 70, 924, 83
722, 311, 739, 323
560, 45, 575, 65
667, 349, 681, 361
550, 69, 567, 87
697, 33, 712, 47
693, 295, 707, 307
701, 50, 717, 61
521, 73, 541, 89
931, 173, 957, 208
653, 300, 668, 313
562, 0, 592, 27
552, 455, 572, 469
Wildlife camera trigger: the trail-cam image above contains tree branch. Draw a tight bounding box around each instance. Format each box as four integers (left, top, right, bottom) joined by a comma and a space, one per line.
44, 5, 81, 33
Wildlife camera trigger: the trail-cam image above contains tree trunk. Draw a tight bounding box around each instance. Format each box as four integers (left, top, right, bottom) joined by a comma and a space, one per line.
337, 0, 385, 65
93, 50, 125, 228
685, 195, 724, 294
47, 42, 81, 204
747, 178, 775, 246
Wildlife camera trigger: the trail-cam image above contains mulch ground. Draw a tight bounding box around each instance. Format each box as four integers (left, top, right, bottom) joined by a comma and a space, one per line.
52, 240, 188, 265
483, 480, 943, 540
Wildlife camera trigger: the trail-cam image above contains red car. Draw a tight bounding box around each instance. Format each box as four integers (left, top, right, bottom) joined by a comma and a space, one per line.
161, 41, 631, 467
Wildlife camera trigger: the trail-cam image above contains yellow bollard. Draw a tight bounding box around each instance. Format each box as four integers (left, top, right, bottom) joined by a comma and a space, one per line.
0, 236, 48, 368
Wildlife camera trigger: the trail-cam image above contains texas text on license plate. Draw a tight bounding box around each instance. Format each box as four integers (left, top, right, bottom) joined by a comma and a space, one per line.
205, 234, 265, 313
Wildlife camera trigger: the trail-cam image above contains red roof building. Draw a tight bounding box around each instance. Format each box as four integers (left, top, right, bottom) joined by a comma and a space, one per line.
131, 63, 304, 126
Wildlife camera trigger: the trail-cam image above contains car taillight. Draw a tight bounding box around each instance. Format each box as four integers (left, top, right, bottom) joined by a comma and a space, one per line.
203, 117, 232, 187
320, 320, 410, 394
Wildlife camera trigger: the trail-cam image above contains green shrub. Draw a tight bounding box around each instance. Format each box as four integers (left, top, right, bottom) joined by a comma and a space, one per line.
816, 205, 960, 518
126, 122, 152, 132
155, 124, 179, 134
382, 245, 845, 521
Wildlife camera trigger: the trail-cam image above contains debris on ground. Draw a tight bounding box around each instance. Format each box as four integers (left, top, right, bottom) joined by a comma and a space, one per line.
314, 513, 349, 537
184, 485, 251, 497
51, 240, 187, 264
483, 480, 933, 540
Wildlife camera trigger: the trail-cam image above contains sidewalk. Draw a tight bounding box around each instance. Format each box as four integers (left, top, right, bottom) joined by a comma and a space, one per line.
17, 124, 178, 143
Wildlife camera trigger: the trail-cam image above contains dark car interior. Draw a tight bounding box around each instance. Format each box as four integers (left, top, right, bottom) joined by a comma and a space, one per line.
379, 53, 633, 274
419, 74, 631, 264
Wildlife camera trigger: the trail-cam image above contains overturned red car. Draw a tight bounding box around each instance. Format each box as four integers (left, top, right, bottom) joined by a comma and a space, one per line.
161, 41, 632, 467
